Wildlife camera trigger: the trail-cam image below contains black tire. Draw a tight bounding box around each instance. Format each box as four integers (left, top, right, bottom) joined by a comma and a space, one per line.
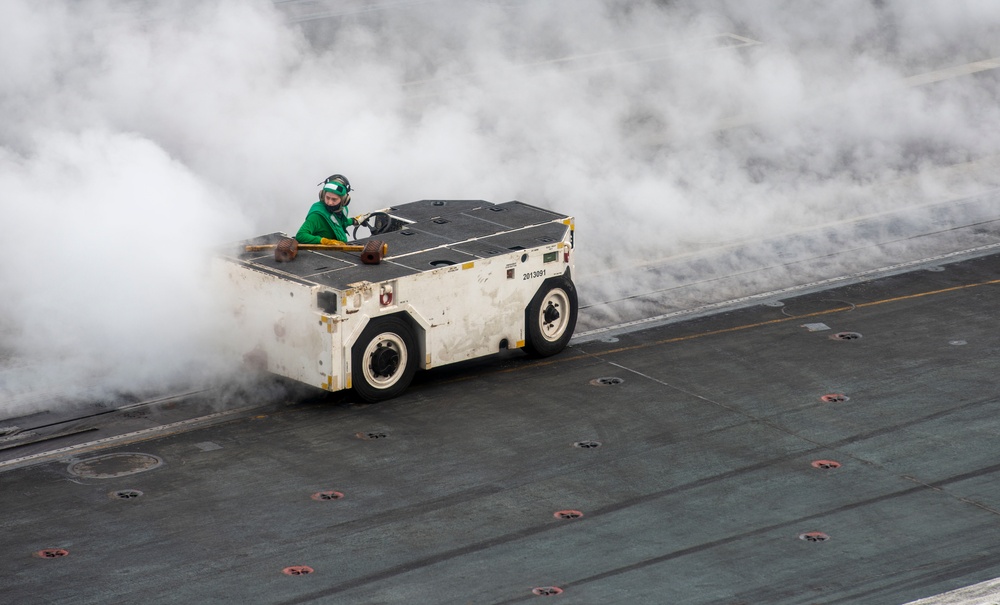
524, 276, 578, 357
352, 316, 418, 402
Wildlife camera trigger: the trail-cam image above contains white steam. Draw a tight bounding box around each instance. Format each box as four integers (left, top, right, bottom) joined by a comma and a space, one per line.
2, 0, 1000, 411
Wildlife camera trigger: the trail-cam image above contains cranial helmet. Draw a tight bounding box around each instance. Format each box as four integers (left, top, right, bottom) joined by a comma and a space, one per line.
318, 174, 351, 206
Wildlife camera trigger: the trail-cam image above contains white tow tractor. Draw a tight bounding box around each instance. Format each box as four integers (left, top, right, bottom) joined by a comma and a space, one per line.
215, 199, 577, 401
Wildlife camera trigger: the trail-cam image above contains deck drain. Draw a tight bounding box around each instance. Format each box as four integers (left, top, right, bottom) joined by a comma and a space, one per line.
355, 431, 388, 440
68, 453, 163, 479
109, 489, 144, 500
820, 394, 849, 403
532, 587, 564, 596
311, 491, 345, 501
830, 332, 862, 340
811, 460, 842, 470
34, 549, 69, 559
554, 510, 583, 520
590, 377, 624, 386
573, 441, 602, 449
283, 566, 314, 576
799, 532, 830, 542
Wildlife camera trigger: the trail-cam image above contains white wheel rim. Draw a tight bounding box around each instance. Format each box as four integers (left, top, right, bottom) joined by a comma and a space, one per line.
538, 289, 571, 342
362, 332, 408, 389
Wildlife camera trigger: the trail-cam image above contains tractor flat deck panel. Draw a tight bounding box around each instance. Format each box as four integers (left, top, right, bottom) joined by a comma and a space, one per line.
401, 211, 510, 240
383, 199, 490, 223
225, 200, 572, 292
449, 222, 570, 258
463, 200, 569, 229
389, 248, 478, 271
6, 252, 1000, 604
309, 258, 423, 287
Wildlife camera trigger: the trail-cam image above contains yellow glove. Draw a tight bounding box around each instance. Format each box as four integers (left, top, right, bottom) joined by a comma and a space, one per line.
320, 238, 345, 245
352, 213, 370, 225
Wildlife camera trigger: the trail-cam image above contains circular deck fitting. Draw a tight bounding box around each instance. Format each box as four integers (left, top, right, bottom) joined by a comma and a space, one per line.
283, 566, 314, 576
67, 453, 163, 479
763, 300, 785, 307
109, 489, 144, 500
820, 394, 849, 403
926, 266, 945, 272
573, 441, 602, 449
554, 510, 584, 520
355, 431, 388, 440
830, 332, 862, 341
600, 337, 619, 343
811, 460, 842, 470
311, 491, 345, 501
590, 377, 624, 386
949, 340, 968, 346
34, 549, 69, 559
532, 586, 564, 596
799, 532, 830, 542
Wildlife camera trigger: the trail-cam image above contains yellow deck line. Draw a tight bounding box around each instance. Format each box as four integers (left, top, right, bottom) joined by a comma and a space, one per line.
592, 278, 1000, 357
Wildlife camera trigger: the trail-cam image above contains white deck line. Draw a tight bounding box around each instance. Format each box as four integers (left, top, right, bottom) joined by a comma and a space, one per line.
572, 241, 1000, 342
712, 57, 1000, 132
902, 58, 1000, 87
901, 577, 1000, 605
0, 405, 262, 473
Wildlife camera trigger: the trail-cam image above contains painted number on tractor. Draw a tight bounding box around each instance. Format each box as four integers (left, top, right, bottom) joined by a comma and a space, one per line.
523, 270, 546, 280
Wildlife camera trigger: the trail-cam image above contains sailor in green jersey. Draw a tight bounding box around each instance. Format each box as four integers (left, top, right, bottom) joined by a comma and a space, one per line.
295, 174, 367, 244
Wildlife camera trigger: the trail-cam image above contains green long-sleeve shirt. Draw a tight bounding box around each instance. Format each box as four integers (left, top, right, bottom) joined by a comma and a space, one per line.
295, 201, 353, 244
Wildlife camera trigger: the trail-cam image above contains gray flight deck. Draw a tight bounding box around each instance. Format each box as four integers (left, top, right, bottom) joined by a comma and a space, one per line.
4, 252, 1000, 604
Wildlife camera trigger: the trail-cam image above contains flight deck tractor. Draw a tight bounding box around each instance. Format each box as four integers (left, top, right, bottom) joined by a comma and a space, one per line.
215, 199, 577, 402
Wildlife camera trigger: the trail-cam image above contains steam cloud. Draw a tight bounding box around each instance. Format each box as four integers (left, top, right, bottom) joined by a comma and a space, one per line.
2, 0, 999, 412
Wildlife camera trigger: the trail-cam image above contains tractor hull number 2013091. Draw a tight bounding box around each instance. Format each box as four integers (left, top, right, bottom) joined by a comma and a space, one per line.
523, 270, 546, 281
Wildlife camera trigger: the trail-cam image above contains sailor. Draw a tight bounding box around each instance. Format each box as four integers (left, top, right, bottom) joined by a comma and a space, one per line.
295, 174, 367, 244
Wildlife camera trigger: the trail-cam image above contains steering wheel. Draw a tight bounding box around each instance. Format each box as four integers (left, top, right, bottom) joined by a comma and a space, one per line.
352, 211, 394, 240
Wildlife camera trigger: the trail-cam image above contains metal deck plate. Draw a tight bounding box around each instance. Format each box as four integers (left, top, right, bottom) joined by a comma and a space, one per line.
6, 253, 1000, 604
